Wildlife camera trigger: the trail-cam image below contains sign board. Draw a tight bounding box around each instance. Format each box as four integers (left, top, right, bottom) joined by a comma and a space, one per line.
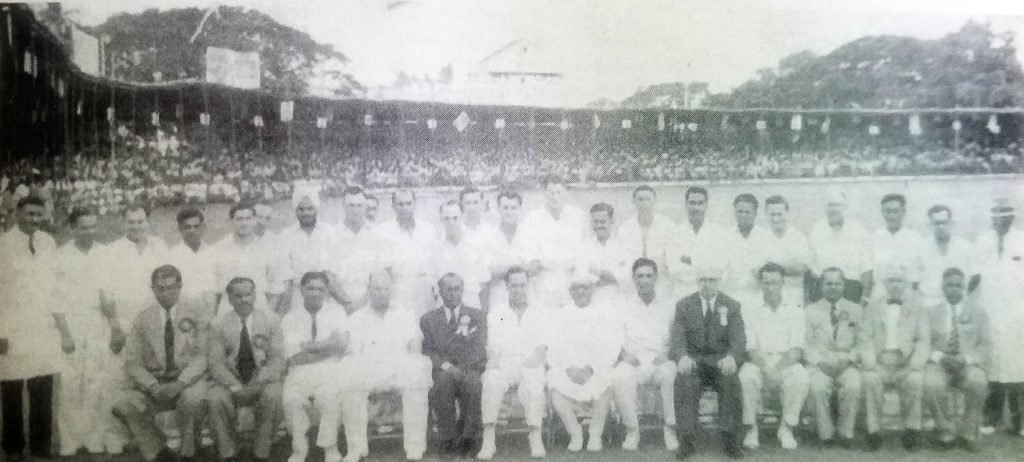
205, 47, 261, 89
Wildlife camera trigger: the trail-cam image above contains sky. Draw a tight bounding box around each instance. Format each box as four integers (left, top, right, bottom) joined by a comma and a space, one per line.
60, 0, 1024, 103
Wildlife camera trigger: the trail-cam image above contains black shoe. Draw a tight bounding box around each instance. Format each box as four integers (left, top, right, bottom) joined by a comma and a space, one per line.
901, 430, 921, 452
957, 437, 980, 453
437, 439, 457, 460
865, 432, 883, 452
675, 440, 696, 460
457, 438, 479, 457
723, 434, 744, 459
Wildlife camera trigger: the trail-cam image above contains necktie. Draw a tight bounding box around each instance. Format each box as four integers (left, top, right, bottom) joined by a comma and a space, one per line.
310, 313, 318, 341
948, 305, 960, 356
28, 232, 36, 256
703, 299, 716, 344
887, 299, 903, 306
830, 303, 840, 342
237, 321, 256, 384
164, 310, 176, 372
449, 308, 458, 327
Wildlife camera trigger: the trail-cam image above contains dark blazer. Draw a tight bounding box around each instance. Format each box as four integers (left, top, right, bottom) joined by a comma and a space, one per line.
420, 305, 487, 375
669, 292, 746, 367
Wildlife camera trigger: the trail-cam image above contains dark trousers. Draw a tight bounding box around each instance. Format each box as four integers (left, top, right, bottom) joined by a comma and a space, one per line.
1, 375, 54, 457
429, 369, 482, 442
983, 381, 1024, 431
675, 362, 742, 439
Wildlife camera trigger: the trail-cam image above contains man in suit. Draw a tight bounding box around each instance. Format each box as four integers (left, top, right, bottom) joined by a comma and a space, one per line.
670, 264, 746, 460
861, 264, 930, 452
923, 268, 990, 452
208, 278, 285, 462
804, 267, 871, 448
112, 265, 210, 462
421, 273, 487, 458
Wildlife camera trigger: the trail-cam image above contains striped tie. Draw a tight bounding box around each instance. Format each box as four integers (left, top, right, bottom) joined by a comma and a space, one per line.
948, 304, 960, 356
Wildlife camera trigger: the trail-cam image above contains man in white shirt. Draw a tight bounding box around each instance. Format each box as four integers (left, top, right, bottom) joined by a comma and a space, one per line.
575, 203, 631, 298
761, 195, 811, 307
377, 190, 437, 316
612, 258, 679, 451
866, 194, 926, 300
616, 185, 678, 296
431, 201, 491, 310
168, 208, 217, 318
279, 190, 337, 314
919, 205, 978, 306
213, 203, 284, 314
338, 271, 432, 462
331, 186, 389, 311
547, 277, 624, 453
107, 205, 172, 325
280, 272, 352, 462
365, 195, 380, 225
673, 187, 726, 298
484, 191, 540, 311
477, 267, 548, 460
809, 191, 869, 303
721, 194, 772, 309
460, 186, 497, 245
738, 263, 809, 450
522, 179, 586, 309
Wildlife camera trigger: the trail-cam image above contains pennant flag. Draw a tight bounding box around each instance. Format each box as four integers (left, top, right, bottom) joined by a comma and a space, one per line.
151, 112, 160, 126
106, 107, 115, 122
687, 123, 699, 132
952, 119, 962, 132
364, 114, 375, 126
200, 113, 211, 126
868, 124, 880, 136
560, 118, 570, 131
254, 115, 264, 127
453, 111, 470, 132
427, 118, 437, 131
23, 51, 31, 74
820, 116, 831, 134
755, 120, 767, 131
280, 101, 294, 122
76, 101, 82, 116
315, 117, 326, 129
592, 114, 600, 129
527, 116, 537, 131
909, 114, 922, 136
657, 113, 666, 131
494, 118, 505, 129
621, 119, 632, 129
790, 114, 803, 131
987, 115, 1001, 134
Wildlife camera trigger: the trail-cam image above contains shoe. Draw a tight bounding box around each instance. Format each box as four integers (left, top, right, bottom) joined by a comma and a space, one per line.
835, 437, 854, 449
287, 452, 307, 462
664, 426, 680, 451
957, 437, 980, 453
528, 430, 546, 458
777, 424, 797, 450
724, 434, 744, 459
865, 432, 883, 452
458, 438, 479, 457
342, 452, 364, 462
567, 431, 584, 452
438, 439, 456, 460
675, 440, 696, 460
934, 433, 956, 451
155, 448, 178, 462
324, 448, 343, 462
622, 427, 640, 451
901, 430, 920, 452
477, 432, 496, 460
586, 434, 603, 452
405, 451, 423, 461
742, 427, 759, 450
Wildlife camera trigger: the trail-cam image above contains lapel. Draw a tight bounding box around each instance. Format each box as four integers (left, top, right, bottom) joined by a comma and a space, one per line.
685, 295, 705, 337
223, 313, 242, 364
932, 303, 951, 348
433, 308, 454, 340
143, 307, 167, 366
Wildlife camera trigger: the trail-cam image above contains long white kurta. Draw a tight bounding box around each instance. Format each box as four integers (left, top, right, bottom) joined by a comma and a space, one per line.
375, 219, 437, 316
522, 206, 587, 308
976, 227, 1024, 382
0, 228, 61, 380
546, 300, 624, 402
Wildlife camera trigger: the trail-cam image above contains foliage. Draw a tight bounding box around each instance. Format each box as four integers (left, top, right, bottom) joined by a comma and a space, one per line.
620, 82, 710, 109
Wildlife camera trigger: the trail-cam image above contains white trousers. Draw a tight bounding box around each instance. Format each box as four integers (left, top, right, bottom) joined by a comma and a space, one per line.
481, 363, 547, 428
612, 359, 677, 429
739, 362, 809, 427
283, 362, 352, 450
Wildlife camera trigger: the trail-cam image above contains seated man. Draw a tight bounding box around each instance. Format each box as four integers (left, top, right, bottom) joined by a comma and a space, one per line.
280, 272, 351, 462
208, 278, 285, 462
739, 263, 809, 450
547, 277, 624, 452
478, 267, 549, 460
340, 271, 433, 462
612, 258, 679, 451
862, 264, 930, 452
112, 265, 209, 462
923, 268, 989, 452
805, 268, 869, 448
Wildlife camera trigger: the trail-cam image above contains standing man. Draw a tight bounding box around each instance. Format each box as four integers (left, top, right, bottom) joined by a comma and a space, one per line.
612, 258, 679, 451
378, 190, 437, 315
365, 195, 380, 224
279, 272, 351, 462
760, 195, 811, 306
477, 267, 548, 460
721, 194, 772, 309
279, 190, 337, 314
809, 191, 870, 303
575, 203, 631, 296
168, 208, 218, 318
421, 274, 487, 458
920, 205, 979, 306
861, 264, 930, 452
212, 203, 283, 314
976, 199, 1024, 435
617, 185, 678, 295
107, 205, 172, 324
739, 263, 808, 450
208, 278, 285, 462
673, 187, 725, 298
340, 271, 432, 462
431, 201, 491, 310
670, 264, 746, 460
460, 186, 497, 245
332, 186, 388, 311
865, 194, 926, 300
804, 268, 869, 448
485, 191, 540, 311
923, 268, 989, 452
546, 277, 623, 453
112, 265, 209, 462
522, 178, 586, 308
0, 196, 61, 461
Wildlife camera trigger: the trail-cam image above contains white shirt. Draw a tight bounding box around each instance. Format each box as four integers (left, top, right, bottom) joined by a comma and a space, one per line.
168, 241, 217, 299
278, 223, 337, 284
809, 219, 870, 276
106, 236, 171, 319
331, 222, 390, 303
574, 234, 632, 288
920, 236, 977, 302
746, 300, 805, 357
617, 214, 679, 276
159, 304, 181, 326
486, 303, 549, 367
884, 302, 903, 350
431, 234, 491, 307
720, 226, 774, 292
673, 220, 727, 287
347, 305, 420, 357
376, 219, 437, 278
522, 205, 587, 272
546, 300, 624, 372
211, 234, 283, 296
869, 227, 927, 283
52, 242, 111, 321
622, 292, 675, 361
485, 222, 540, 273
0, 227, 61, 379
762, 226, 811, 296
280, 301, 349, 359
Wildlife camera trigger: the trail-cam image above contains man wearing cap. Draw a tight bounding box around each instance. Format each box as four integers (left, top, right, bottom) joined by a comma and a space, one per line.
673, 186, 726, 299
977, 199, 1024, 435
279, 188, 337, 314
670, 264, 745, 460
865, 194, 927, 301
547, 277, 624, 453
378, 190, 437, 315
809, 191, 870, 303
920, 205, 979, 307
861, 264, 930, 452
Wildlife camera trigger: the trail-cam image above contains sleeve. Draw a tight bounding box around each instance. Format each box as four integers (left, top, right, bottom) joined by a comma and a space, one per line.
728, 302, 747, 362
178, 320, 210, 386
280, 315, 303, 359
255, 319, 287, 385
972, 307, 991, 371
668, 303, 687, 362
124, 317, 159, 391
208, 323, 242, 389
745, 310, 760, 352
420, 315, 444, 370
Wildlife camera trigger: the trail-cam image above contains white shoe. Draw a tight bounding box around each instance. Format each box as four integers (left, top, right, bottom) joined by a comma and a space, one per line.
528, 430, 546, 458
586, 434, 603, 452
778, 424, 798, 450
622, 428, 640, 451
342, 453, 364, 462
567, 431, 584, 452
405, 451, 423, 461
743, 427, 759, 449
664, 426, 680, 451
324, 448, 343, 462
288, 452, 308, 462
477, 435, 496, 460
979, 426, 995, 435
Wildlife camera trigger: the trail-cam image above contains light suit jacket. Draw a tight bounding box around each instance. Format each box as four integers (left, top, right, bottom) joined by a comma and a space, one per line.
123, 301, 209, 391
805, 297, 872, 365
927, 299, 990, 371
862, 296, 930, 370
208, 309, 286, 389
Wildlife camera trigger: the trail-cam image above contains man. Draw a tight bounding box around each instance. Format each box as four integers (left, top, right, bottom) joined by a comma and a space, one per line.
760, 196, 810, 306
378, 190, 437, 315
613, 258, 679, 451
431, 201, 491, 310
460, 186, 495, 240
547, 277, 623, 452
738, 263, 808, 450
341, 271, 432, 462
365, 194, 380, 224
485, 190, 540, 310
253, 203, 275, 239
977, 199, 1024, 435
920, 205, 979, 306
861, 264, 930, 451
212, 203, 283, 313
575, 203, 631, 296
279, 189, 337, 314
522, 178, 586, 308
53, 207, 124, 456
0, 196, 61, 461
478, 267, 548, 460
670, 264, 745, 460
208, 278, 285, 462
107, 205, 172, 325
673, 187, 726, 298
809, 191, 870, 303
169, 208, 218, 317
617, 185, 678, 295
112, 265, 209, 462
421, 274, 487, 458
805, 268, 869, 448
280, 272, 351, 462
331, 186, 389, 311
923, 268, 989, 452
866, 194, 926, 300
721, 194, 772, 309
